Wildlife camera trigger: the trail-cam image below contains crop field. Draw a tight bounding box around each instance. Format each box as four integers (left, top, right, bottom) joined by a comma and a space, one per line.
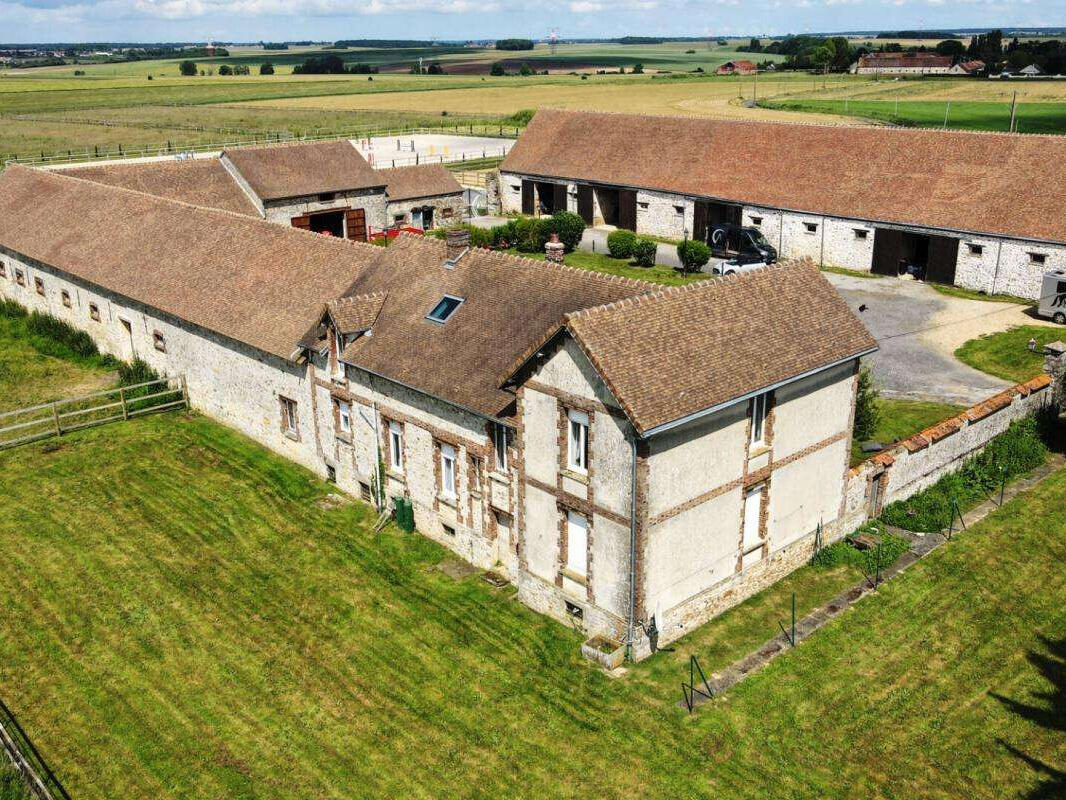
1, 313, 1065, 798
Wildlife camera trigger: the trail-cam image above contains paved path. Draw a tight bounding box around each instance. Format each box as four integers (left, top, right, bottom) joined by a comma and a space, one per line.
681, 452, 1065, 711
824, 272, 1031, 406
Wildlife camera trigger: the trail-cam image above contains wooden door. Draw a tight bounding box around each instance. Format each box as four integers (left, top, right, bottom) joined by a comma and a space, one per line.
345, 208, 367, 242
577, 184, 594, 224
618, 189, 637, 232
521, 180, 534, 214
871, 228, 904, 276
693, 201, 709, 243
552, 183, 568, 213
291, 214, 311, 230
925, 235, 959, 285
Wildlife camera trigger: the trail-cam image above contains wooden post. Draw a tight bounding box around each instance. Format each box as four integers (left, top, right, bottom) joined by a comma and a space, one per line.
51, 402, 61, 436
181, 375, 189, 407
120, 387, 128, 420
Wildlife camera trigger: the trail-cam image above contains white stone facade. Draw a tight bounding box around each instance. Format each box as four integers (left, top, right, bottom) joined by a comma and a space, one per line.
386, 193, 464, 230
263, 188, 387, 233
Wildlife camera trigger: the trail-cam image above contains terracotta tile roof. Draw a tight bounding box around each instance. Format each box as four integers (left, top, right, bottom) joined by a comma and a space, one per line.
379, 164, 463, 202
336, 235, 653, 417
0, 166, 383, 360
222, 140, 385, 202
560, 259, 877, 435
328, 292, 387, 334
501, 109, 1066, 245
54, 158, 260, 217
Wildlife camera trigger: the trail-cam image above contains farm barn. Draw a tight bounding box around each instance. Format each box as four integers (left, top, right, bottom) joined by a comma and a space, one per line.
55, 139, 464, 237
852, 52, 953, 75
0, 164, 876, 659
499, 109, 1066, 300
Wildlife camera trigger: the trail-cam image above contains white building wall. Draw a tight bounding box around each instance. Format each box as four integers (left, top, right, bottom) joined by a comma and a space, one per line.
263, 188, 387, 232
636, 190, 691, 240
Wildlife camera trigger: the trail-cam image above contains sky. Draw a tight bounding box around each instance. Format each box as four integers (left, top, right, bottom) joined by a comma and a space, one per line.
1, 0, 1063, 45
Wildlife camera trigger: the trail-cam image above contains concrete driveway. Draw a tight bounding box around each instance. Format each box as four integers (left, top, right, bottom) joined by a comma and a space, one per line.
824, 272, 1034, 406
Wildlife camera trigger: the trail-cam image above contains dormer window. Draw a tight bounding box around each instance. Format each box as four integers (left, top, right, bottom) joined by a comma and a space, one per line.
427, 295, 464, 324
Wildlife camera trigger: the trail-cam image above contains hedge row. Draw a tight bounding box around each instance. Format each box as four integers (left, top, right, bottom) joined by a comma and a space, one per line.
434, 212, 586, 254
1, 299, 113, 367
879, 413, 1051, 533
606, 229, 658, 266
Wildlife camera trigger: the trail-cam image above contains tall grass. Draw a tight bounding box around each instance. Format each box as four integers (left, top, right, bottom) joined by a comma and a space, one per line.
0, 299, 114, 369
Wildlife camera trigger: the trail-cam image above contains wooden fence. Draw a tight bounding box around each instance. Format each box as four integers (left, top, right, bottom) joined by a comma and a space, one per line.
0, 696, 71, 800
0, 376, 188, 450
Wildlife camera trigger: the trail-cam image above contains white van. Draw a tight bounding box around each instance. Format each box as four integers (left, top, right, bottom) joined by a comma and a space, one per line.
1037, 270, 1066, 325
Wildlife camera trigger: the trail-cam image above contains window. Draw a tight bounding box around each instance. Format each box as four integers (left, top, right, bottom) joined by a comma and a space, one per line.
153, 331, 166, 353
673, 204, 685, 215
440, 443, 457, 498
740, 484, 765, 568
967, 242, 984, 256
317, 192, 336, 202
388, 421, 403, 472
853, 228, 869, 240
1029, 252, 1047, 265
359, 481, 372, 502
566, 510, 589, 580
0, 261, 6, 279
326, 464, 337, 483
34, 276, 45, 296
61, 290, 71, 308
336, 400, 351, 435
492, 423, 509, 472
15, 269, 25, 287
750, 216, 763, 227
279, 396, 298, 437
470, 456, 482, 493
426, 295, 464, 324
803, 222, 818, 234
393, 214, 405, 224
638, 201, 649, 210
749, 392, 769, 448
567, 409, 589, 473
88, 302, 100, 322
442, 523, 456, 537
564, 600, 584, 620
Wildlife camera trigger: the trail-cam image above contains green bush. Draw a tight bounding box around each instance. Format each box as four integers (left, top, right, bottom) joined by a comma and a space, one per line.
853, 365, 882, 442
880, 414, 1049, 532
606, 229, 638, 259
0, 298, 28, 319
508, 217, 550, 253
25, 310, 99, 359
119, 358, 183, 413
632, 237, 658, 267
0, 765, 31, 800
676, 239, 711, 272
547, 211, 586, 252
811, 523, 910, 574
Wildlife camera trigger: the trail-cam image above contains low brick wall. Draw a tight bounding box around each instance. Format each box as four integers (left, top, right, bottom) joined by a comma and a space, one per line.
841, 375, 1053, 530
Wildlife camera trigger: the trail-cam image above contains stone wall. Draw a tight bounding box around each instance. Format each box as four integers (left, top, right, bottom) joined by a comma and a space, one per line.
263, 188, 388, 232
839, 375, 1053, 532
386, 192, 464, 230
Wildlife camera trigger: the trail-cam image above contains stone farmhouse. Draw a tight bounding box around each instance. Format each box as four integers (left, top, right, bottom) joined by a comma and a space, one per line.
852, 52, 953, 75
499, 109, 1066, 301
55, 139, 464, 239
0, 164, 876, 658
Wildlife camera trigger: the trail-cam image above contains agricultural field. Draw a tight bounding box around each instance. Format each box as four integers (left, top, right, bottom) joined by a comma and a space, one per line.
0, 315, 1065, 799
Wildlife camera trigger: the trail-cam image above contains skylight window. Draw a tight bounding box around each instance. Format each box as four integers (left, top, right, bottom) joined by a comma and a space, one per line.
426, 295, 464, 324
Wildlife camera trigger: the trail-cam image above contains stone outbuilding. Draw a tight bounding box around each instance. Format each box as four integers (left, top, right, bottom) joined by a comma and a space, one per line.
499, 109, 1066, 301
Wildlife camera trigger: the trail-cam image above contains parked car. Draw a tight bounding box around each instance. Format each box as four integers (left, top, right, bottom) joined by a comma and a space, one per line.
712, 251, 773, 276
1037, 269, 1066, 324
708, 223, 777, 263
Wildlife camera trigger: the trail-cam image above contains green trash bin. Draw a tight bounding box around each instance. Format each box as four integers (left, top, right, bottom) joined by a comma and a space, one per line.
401, 498, 416, 532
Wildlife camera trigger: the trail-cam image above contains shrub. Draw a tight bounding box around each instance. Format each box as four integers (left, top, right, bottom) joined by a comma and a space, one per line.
811, 523, 910, 573
0, 298, 27, 319
490, 62, 506, 76
880, 415, 1049, 532
607, 229, 638, 259
179, 60, 198, 76
505, 108, 536, 126
853, 365, 882, 442
26, 310, 99, 359
632, 237, 658, 267
218, 64, 233, 76
547, 211, 586, 252
509, 217, 551, 253
676, 239, 711, 272
259, 63, 275, 75
519, 63, 533, 77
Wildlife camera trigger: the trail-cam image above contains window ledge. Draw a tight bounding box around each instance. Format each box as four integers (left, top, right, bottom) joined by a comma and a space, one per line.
560, 468, 589, 485
283, 431, 300, 442
438, 493, 458, 508
335, 434, 353, 446
470, 489, 483, 500
748, 443, 771, 458
560, 568, 587, 586
489, 470, 510, 484
386, 470, 405, 482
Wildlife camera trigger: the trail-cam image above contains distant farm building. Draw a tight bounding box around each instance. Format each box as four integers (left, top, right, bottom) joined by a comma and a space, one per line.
948, 60, 985, 76
715, 59, 756, 76
853, 52, 953, 75
499, 109, 1066, 300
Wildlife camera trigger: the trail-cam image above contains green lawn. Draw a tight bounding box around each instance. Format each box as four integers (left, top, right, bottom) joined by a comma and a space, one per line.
955, 325, 1064, 384
507, 247, 709, 287
930, 284, 1034, 306
760, 98, 1066, 135
852, 397, 965, 465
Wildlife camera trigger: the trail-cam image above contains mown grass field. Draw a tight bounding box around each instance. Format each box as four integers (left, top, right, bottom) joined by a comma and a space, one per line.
1, 318, 1064, 799
955, 325, 1065, 383
852, 398, 965, 464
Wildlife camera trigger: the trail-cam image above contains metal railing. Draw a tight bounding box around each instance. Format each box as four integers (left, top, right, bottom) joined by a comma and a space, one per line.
0, 376, 187, 449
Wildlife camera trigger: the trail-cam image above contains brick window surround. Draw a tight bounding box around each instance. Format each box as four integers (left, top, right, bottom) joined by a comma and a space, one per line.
279, 396, 299, 440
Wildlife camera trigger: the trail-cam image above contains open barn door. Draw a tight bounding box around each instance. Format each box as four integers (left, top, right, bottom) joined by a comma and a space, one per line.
577, 184, 594, 225
925, 235, 959, 285
618, 189, 637, 232
521, 181, 534, 215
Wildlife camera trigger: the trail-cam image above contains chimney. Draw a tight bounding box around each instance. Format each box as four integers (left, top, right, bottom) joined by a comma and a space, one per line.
445, 228, 470, 266
545, 232, 565, 264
